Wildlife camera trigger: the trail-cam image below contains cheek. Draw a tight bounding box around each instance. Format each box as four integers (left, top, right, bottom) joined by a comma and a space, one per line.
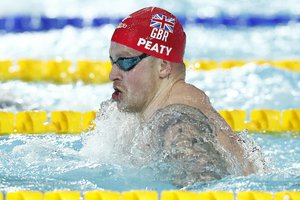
125, 69, 158, 102
127, 74, 153, 95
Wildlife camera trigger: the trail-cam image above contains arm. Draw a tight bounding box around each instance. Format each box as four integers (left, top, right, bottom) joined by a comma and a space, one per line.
149, 104, 230, 187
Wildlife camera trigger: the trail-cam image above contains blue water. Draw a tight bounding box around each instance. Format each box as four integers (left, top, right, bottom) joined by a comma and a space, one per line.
0, 0, 300, 193
0, 133, 299, 192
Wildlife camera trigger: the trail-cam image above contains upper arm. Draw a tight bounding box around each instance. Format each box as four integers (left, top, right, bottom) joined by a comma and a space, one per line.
150, 105, 229, 187
163, 122, 208, 160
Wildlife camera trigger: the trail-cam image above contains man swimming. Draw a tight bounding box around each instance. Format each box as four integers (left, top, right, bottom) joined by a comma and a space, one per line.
108, 7, 266, 186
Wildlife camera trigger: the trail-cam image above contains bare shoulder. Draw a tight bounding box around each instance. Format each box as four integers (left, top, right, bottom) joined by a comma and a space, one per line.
149, 104, 214, 137
169, 82, 211, 107
178, 82, 208, 98
147, 104, 230, 186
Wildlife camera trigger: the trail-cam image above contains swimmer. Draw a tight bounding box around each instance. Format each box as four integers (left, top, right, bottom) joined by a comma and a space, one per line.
108, 7, 266, 186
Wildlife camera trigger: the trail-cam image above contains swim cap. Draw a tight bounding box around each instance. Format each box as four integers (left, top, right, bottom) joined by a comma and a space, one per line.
111, 7, 186, 63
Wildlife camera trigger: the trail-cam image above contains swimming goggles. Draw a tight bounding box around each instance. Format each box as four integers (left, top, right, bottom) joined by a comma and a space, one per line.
109, 53, 149, 71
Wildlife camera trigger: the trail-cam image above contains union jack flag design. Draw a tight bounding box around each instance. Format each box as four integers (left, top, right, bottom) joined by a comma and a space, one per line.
150, 14, 175, 33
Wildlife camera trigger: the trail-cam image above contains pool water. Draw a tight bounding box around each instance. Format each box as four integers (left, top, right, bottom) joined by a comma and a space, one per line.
0, 132, 299, 192
0, 0, 300, 193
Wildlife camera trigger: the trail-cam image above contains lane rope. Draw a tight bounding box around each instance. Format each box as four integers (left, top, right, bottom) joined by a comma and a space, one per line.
0, 109, 299, 134
0, 59, 299, 84
0, 14, 300, 32
0, 190, 299, 200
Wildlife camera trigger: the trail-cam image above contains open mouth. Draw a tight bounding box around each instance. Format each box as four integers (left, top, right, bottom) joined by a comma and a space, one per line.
112, 87, 122, 101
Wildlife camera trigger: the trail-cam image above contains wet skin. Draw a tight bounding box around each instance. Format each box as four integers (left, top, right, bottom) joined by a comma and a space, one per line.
109, 42, 266, 186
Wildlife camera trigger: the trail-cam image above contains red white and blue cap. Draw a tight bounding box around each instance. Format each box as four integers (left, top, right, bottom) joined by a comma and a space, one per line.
111, 7, 186, 63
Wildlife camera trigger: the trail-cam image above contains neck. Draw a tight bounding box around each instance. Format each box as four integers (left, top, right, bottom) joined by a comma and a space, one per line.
141, 74, 184, 121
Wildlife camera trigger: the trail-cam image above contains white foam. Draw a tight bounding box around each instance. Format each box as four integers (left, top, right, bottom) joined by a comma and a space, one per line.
80, 100, 146, 166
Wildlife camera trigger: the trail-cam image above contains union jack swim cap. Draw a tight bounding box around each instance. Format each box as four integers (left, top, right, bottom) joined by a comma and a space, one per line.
111, 7, 186, 63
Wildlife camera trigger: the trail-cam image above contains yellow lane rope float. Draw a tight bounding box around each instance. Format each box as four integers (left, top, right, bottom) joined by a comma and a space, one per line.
0, 59, 299, 84
0, 109, 299, 134
0, 190, 299, 200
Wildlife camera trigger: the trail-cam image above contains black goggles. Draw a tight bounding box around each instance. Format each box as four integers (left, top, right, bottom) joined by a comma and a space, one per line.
109, 53, 149, 71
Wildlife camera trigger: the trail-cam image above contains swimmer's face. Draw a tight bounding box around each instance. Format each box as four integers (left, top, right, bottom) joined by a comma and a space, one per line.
109, 42, 160, 113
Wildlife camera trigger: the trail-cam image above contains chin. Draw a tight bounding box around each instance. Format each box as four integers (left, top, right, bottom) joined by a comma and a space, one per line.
117, 101, 141, 113
116, 101, 132, 112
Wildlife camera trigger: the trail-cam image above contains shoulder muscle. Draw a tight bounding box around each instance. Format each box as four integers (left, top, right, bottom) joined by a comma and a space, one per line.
147, 104, 229, 186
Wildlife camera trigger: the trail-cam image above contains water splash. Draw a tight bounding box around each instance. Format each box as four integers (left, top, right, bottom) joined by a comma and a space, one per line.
80, 100, 146, 166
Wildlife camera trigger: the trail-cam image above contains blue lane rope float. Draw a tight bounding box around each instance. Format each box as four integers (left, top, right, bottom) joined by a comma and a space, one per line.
0, 14, 300, 32
0, 190, 300, 200
0, 109, 299, 134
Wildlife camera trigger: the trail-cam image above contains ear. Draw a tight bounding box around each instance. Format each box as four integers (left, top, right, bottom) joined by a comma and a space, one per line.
158, 60, 172, 79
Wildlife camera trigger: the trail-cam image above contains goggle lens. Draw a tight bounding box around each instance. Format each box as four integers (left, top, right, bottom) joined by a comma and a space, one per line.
110, 53, 149, 71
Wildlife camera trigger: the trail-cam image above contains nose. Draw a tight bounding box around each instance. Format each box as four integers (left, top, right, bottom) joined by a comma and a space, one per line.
109, 64, 122, 81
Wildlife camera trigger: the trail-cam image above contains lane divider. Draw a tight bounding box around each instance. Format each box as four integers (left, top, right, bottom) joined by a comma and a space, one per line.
0, 59, 299, 84
0, 60, 112, 84
1, 14, 300, 33
0, 190, 299, 200
0, 109, 299, 134
219, 109, 300, 132
0, 110, 96, 134
188, 60, 300, 71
